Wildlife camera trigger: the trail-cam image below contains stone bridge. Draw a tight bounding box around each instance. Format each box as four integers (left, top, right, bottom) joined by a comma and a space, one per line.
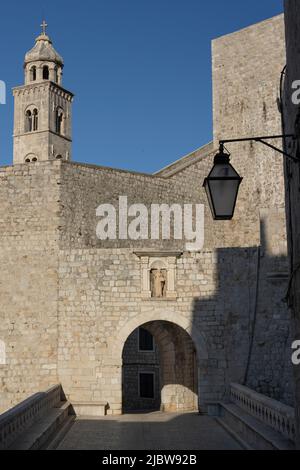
0, 383, 295, 450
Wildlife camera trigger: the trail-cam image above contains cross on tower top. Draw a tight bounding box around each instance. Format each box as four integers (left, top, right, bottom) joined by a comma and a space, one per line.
40, 20, 48, 35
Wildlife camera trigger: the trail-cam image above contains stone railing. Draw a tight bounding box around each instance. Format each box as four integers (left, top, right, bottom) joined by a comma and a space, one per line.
0, 384, 63, 450
230, 383, 296, 442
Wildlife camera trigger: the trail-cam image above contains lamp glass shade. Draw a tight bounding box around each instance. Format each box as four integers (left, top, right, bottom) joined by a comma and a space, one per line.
204, 161, 242, 220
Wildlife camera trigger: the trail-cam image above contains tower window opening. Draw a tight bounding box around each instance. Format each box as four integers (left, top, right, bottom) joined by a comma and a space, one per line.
25, 110, 32, 132
32, 109, 38, 131
54, 67, 58, 83
56, 108, 64, 135
43, 65, 49, 80
30, 66, 37, 81
25, 154, 37, 163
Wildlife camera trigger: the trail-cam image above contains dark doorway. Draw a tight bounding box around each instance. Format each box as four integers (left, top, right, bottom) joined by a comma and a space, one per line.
122, 327, 161, 413
122, 321, 198, 414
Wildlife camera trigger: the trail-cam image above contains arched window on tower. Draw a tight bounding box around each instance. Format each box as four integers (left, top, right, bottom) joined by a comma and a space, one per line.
32, 109, 38, 131
30, 66, 37, 81
54, 67, 58, 83
56, 108, 64, 135
25, 154, 38, 163
25, 110, 32, 132
43, 65, 49, 80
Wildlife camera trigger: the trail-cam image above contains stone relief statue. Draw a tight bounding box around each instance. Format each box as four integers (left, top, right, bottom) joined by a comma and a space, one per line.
151, 269, 167, 298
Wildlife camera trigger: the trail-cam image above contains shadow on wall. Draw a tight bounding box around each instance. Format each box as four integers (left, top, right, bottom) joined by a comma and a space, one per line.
190, 219, 294, 407
120, 218, 293, 416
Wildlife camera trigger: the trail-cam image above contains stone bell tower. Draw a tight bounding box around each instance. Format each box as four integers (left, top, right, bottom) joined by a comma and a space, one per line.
13, 21, 74, 164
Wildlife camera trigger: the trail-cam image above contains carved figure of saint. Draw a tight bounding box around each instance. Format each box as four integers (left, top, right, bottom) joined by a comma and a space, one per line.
151, 269, 167, 298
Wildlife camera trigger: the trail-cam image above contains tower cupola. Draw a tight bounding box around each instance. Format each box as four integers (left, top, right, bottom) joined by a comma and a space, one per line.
24, 21, 64, 85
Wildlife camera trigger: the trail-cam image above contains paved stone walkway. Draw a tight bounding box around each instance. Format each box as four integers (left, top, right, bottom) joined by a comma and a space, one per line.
57, 412, 243, 450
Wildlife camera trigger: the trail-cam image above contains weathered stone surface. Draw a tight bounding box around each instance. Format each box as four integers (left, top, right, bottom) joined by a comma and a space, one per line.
282, 0, 300, 449
0, 15, 294, 417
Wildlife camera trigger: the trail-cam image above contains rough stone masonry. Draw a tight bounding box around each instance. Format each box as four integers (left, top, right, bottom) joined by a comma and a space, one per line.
282, 0, 300, 449
0, 15, 294, 416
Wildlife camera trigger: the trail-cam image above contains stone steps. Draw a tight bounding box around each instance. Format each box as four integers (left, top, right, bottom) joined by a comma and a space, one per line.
217, 403, 295, 451
45, 414, 75, 450
71, 402, 108, 417
9, 401, 74, 450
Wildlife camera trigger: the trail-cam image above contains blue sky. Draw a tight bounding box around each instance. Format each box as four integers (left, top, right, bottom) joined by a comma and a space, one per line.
0, 0, 283, 172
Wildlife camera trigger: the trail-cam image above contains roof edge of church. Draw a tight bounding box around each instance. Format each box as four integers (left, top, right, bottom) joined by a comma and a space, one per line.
154, 141, 215, 178
59, 159, 166, 179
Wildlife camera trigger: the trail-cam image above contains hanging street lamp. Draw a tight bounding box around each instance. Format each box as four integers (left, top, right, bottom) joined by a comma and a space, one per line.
204, 134, 297, 221
203, 143, 242, 220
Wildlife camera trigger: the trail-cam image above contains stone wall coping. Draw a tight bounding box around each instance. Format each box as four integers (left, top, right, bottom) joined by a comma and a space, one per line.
0, 384, 62, 425
231, 383, 295, 442
0, 392, 44, 425
134, 251, 183, 258
0, 142, 215, 180
0, 384, 62, 450
0, 159, 160, 179
142, 298, 178, 302
71, 401, 108, 406
154, 142, 214, 177
62, 160, 161, 178
212, 13, 283, 43
12, 80, 74, 98
231, 383, 294, 418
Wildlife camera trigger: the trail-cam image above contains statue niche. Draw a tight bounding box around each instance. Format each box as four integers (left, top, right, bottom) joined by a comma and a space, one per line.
150, 268, 167, 298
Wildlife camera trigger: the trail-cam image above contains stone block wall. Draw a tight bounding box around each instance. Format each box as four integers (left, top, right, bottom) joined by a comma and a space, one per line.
0, 155, 291, 416
57, 161, 196, 252
282, 0, 300, 448
55, 244, 291, 414
0, 14, 295, 416
210, 14, 293, 404
0, 162, 61, 412
212, 15, 286, 241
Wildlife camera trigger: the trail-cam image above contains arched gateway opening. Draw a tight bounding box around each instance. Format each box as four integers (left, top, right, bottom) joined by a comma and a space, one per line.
122, 321, 199, 413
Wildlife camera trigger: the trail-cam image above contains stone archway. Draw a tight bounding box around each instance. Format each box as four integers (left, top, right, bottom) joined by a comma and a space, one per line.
112, 310, 208, 363
112, 311, 208, 414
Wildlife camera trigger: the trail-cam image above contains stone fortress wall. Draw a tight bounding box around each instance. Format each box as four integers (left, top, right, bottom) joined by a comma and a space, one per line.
0, 14, 294, 415
282, 0, 300, 448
